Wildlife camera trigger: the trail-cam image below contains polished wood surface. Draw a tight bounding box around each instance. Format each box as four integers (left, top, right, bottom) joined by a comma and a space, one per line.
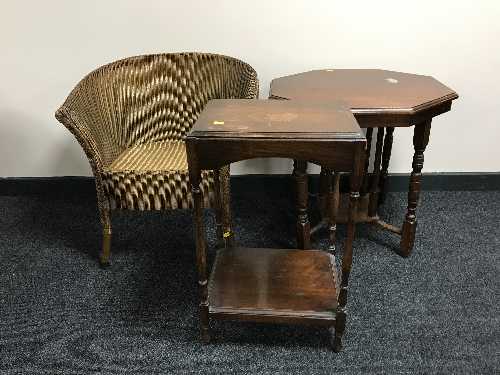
270, 69, 458, 256
187, 99, 364, 172
191, 99, 362, 138
186, 98, 366, 351
209, 247, 337, 325
270, 69, 458, 118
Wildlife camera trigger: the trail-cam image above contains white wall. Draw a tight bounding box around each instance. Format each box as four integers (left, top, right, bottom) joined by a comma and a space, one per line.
1, 0, 499, 177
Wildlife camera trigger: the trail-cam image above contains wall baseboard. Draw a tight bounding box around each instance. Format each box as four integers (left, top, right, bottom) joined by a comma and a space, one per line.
0, 173, 498, 197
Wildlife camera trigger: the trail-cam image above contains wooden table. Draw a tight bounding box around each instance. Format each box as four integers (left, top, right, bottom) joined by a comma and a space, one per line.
186, 99, 366, 351
270, 69, 458, 256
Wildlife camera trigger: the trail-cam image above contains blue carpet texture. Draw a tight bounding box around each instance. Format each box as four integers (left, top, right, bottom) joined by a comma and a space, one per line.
0, 182, 499, 374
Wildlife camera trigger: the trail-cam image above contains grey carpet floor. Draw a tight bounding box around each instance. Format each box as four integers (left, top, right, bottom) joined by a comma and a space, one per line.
0, 184, 499, 374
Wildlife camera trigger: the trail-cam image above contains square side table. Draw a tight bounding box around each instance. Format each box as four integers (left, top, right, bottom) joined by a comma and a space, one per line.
186, 99, 365, 351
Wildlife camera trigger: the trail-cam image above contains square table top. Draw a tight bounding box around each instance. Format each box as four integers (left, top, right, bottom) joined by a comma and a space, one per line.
188, 99, 364, 140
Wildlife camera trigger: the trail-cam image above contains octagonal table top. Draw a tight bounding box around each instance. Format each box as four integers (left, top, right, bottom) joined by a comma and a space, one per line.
270, 69, 458, 117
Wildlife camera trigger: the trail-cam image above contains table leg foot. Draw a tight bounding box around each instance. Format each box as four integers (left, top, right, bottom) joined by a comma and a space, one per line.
200, 327, 211, 344
200, 302, 211, 344
400, 221, 416, 257
331, 309, 346, 352
331, 336, 343, 353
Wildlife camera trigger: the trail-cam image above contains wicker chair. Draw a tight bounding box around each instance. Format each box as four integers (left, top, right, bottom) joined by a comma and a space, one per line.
55, 53, 259, 266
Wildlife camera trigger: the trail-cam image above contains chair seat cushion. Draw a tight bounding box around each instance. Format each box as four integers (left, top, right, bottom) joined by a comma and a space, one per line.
102, 141, 215, 210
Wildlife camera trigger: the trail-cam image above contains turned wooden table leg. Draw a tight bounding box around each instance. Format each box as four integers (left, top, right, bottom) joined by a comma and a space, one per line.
328, 171, 341, 254
379, 127, 394, 205
368, 127, 384, 216
294, 159, 311, 249
332, 149, 363, 352
220, 165, 234, 248
319, 166, 330, 218
361, 128, 373, 194
400, 120, 431, 257
213, 168, 223, 247
189, 166, 211, 343
333, 191, 360, 352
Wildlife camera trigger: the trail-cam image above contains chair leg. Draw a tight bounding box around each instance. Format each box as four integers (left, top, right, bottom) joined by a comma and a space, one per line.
99, 208, 112, 268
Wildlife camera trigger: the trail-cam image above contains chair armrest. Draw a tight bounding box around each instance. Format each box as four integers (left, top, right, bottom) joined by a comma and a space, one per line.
55, 78, 124, 170
55, 105, 112, 173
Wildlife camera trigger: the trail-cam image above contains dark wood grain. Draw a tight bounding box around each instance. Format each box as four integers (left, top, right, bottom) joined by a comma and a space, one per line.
209, 247, 337, 325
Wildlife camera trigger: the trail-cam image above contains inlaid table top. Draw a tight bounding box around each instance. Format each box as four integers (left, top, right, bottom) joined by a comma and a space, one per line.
189, 99, 364, 140
270, 69, 458, 126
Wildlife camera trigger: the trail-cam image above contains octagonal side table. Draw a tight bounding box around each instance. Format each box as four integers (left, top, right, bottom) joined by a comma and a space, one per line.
270, 69, 458, 256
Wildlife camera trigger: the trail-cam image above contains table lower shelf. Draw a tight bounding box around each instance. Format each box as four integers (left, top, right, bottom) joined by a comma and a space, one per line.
208, 247, 338, 326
